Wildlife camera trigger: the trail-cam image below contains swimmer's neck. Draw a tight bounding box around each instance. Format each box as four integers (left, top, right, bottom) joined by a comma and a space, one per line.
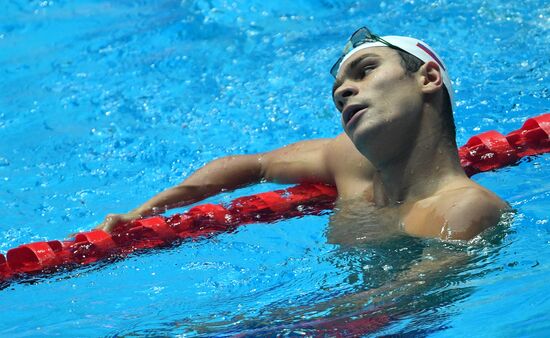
368, 107, 467, 206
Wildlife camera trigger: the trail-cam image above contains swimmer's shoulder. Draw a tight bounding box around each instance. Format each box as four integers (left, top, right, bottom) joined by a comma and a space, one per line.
403, 180, 509, 240
325, 133, 377, 198
439, 184, 509, 240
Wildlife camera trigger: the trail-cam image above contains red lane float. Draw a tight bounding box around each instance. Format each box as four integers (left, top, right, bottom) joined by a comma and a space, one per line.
1, 113, 549, 282
0, 183, 337, 282
459, 113, 550, 176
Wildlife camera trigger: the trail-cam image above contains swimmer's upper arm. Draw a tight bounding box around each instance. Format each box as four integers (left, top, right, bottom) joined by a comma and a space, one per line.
444, 189, 508, 240
259, 138, 335, 185
324, 133, 375, 180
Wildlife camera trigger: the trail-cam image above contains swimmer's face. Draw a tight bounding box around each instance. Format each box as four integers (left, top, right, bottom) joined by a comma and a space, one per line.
332, 47, 424, 155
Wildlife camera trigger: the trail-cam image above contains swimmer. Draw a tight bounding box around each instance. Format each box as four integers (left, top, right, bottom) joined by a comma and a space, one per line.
97, 27, 508, 240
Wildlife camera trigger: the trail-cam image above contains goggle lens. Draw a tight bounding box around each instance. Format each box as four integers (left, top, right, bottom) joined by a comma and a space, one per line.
330, 27, 403, 77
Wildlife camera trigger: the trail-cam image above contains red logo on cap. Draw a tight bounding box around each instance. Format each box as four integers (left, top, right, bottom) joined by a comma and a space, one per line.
416, 43, 445, 71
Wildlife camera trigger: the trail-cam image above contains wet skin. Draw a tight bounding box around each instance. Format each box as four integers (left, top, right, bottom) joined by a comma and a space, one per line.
99, 47, 508, 241
329, 47, 507, 240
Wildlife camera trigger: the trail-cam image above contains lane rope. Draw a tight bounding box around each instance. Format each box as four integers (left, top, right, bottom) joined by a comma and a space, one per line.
1, 113, 548, 282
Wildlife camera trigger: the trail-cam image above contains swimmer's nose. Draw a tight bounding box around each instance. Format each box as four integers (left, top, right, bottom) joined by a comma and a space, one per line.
333, 83, 359, 111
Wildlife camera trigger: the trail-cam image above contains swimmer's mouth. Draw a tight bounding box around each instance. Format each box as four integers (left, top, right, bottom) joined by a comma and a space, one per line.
342, 104, 369, 127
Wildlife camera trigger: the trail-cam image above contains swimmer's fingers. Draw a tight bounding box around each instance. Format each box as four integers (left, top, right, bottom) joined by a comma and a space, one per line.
66, 216, 120, 239
96, 213, 138, 233
95, 214, 119, 233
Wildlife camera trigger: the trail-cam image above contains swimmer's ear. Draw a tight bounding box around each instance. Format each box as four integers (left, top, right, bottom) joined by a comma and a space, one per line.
418, 61, 443, 95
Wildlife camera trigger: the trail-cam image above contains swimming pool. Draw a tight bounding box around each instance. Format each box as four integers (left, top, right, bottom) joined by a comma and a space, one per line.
1, 0, 549, 336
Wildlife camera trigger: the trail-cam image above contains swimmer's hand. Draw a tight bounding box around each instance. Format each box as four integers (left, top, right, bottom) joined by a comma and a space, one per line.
96, 212, 141, 233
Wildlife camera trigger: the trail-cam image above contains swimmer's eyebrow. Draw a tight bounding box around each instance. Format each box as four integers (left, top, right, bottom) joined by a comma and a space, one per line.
332, 53, 380, 95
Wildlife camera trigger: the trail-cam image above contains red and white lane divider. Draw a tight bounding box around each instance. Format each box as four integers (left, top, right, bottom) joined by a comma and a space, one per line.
1, 113, 548, 282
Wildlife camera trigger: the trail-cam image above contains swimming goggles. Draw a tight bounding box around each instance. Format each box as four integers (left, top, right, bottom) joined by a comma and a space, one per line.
330, 26, 407, 77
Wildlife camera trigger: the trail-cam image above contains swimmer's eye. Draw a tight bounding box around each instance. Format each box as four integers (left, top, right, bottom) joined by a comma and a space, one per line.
363, 65, 375, 74
355, 63, 376, 79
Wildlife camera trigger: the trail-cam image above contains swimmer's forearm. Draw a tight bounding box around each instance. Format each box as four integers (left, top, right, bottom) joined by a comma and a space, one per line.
129, 154, 264, 216
126, 138, 333, 217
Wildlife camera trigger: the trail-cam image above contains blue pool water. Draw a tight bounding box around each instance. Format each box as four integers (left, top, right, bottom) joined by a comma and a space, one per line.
1, 0, 549, 336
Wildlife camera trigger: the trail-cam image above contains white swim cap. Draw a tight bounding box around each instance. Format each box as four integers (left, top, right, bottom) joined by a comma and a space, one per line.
333, 31, 454, 106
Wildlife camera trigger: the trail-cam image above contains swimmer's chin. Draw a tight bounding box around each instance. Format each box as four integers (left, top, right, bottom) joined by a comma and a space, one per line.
345, 120, 388, 151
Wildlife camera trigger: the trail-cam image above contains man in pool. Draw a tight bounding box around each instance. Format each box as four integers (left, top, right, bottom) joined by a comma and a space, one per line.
98, 27, 507, 240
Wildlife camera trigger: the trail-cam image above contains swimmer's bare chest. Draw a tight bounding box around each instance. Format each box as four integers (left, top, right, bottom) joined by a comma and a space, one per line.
327, 186, 460, 243
324, 135, 504, 241
327, 198, 402, 245
325, 134, 400, 244
331, 176, 505, 241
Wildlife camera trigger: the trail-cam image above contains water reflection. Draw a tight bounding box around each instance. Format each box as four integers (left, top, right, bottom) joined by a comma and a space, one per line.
116, 203, 514, 336
211, 206, 514, 336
